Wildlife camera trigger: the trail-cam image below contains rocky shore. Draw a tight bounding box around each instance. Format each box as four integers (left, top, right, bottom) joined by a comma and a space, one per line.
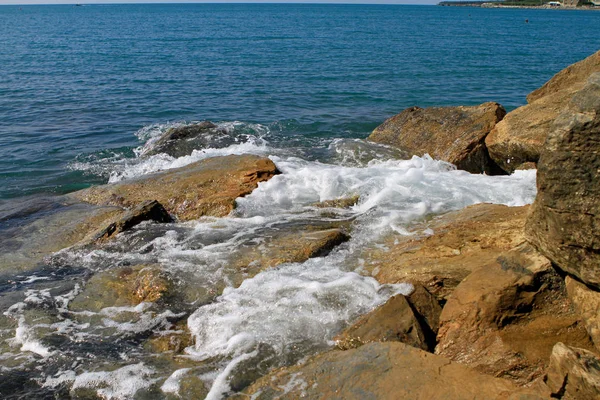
2, 50, 600, 398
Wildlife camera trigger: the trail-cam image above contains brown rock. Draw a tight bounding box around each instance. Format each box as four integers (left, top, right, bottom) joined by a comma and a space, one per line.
566, 276, 600, 352
361, 203, 529, 301
545, 342, 600, 399
92, 200, 173, 242
72, 155, 279, 221
69, 264, 172, 312
312, 195, 359, 209
526, 73, 600, 289
408, 284, 442, 335
436, 244, 594, 385
238, 342, 550, 399
147, 320, 192, 354
368, 102, 506, 174
334, 294, 430, 352
486, 50, 600, 174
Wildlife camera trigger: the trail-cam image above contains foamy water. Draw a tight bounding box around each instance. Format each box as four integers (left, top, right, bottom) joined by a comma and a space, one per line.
2, 123, 537, 398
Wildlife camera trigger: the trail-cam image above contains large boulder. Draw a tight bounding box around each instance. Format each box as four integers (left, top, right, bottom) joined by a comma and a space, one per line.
526, 73, 600, 288
237, 342, 549, 399
486, 50, 600, 173
435, 244, 593, 385
566, 276, 600, 352
361, 203, 529, 301
367, 102, 506, 174
140, 121, 240, 158
545, 342, 600, 399
72, 155, 279, 221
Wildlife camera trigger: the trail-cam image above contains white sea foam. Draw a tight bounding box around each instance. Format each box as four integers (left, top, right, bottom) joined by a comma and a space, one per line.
160, 368, 192, 395
69, 363, 157, 399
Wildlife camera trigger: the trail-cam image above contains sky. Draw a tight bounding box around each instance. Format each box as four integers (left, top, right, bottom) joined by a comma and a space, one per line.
0, 0, 436, 5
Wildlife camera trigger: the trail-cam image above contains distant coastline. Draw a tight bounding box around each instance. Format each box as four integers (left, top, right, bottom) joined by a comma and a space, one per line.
438, 0, 600, 8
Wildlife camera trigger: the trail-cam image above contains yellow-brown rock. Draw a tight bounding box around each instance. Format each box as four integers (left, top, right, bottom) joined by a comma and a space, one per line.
238, 342, 550, 399
72, 154, 279, 221
486, 50, 600, 173
361, 203, 529, 301
545, 342, 600, 399
566, 276, 600, 352
368, 102, 506, 174
435, 244, 594, 385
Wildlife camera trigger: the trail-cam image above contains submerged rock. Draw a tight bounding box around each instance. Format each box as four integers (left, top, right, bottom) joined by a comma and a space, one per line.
334, 294, 431, 352
526, 73, 600, 289
312, 195, 360, 209
368, 102, 506, 174
141, 121, 238, 158
72, 154, 280, 221
238, 342, 549, 399
545, 342, 600, 399
362, 203, 529, 301
486, 50, 600, 173
435, 244, 593, 385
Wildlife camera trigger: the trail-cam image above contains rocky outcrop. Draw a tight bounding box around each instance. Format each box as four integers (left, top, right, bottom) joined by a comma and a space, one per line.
334, 294, 431, 351
435, 244, 593, 385
526, 73, 600, 289
545, 343, 600, 399
566, 277, 600, 352
362, 203, 529, 301
368, 102, 506, 174
486, 50, 600, 173
238, 342, 550, 399
92, 200, 172, 241
141, 121, 235, 158
72, 155, 279, 221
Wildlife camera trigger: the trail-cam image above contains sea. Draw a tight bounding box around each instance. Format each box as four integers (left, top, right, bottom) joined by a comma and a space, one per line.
0, 3, 599, 399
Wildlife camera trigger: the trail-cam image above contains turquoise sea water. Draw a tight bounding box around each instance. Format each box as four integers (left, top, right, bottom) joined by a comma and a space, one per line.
1, 3, 599, 199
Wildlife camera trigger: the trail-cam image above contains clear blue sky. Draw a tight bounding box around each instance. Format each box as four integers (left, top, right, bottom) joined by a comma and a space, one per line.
0, 0, 438, 5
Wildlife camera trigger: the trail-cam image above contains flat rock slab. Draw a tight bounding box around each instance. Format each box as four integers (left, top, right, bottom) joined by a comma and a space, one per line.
486, 50, 600, 173
238, 342, 549, 399
72, 154, 279, 221
368, 102, 505, 174
526, 73, 600, 289
361, 203, 529, 301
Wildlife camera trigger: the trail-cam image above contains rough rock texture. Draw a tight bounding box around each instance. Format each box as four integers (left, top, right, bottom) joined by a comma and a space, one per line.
526, 73, 600, 288
436, 244, 594, 385
545, 342, 600, 399
146, 320, 192, 354
141, 121, 233, 158
566, 276, 600, 352
312, 195, 360, 209
334, 294, 431, 352
408, 284, 443, 336
69, 264, 173, 312
486, 50, 600, 173
368, 102, 506, 174
0, 197, 123, 274
362, 203, 529, 301
92, 200, 172, 241
238, 342, 550, 399
72, 155, 279, 221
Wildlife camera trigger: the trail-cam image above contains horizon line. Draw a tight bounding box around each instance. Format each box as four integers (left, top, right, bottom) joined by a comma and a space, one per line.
0, 1, 436, 5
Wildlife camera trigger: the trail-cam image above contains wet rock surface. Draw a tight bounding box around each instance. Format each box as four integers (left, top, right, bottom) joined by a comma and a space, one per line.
435, 244, 593, 385
545, 342, 600, 400
72, 154, 280, 221
361, 203, 529, 301
486, 50, 600, 173
238, 342, 549, 399
526, 73, 600, 289
368, 102, 506, 174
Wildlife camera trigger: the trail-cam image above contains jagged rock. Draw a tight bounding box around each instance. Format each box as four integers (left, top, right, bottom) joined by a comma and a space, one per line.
361, 203, 529, 301
312, 195, 359, 209
526, 73, 600, 289
436, 244, 593, 385
368, 102, 506, 174
72, 155, 279, 221
141, 121, 236, 158
147, 320, 192, 354
566, 277, 600, 352
408, 284, 442, 336
334, 294, 430, 352
486, 50, 600, 173
69, 264, 172, 312
92, 200, 172, 241
238, 342, 549, 399
545, 342, 600, 399
0, 197, 123, 274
